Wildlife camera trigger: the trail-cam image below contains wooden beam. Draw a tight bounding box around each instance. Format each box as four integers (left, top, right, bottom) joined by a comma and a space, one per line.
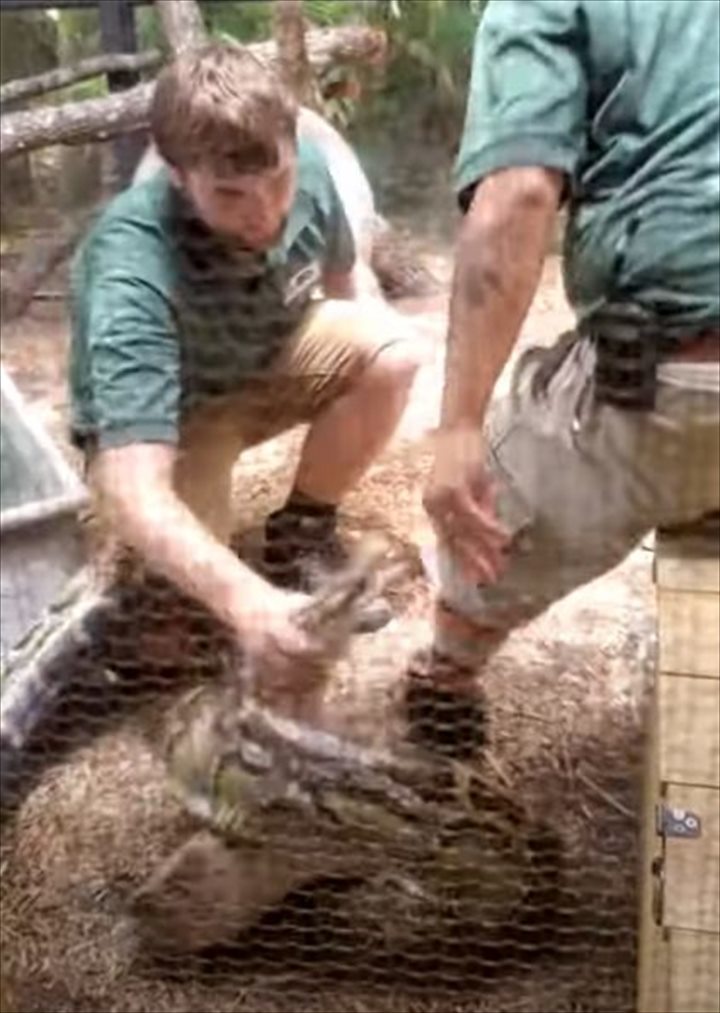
0, 79, 153, 157
0, 0, 152, 10
658, 589, 720, 679
0, 50, 161, 107
272, 0, 321, 110
0, 26, 387, 158
99, 0, 145, 185
659, 675, 720, 788
663, 784, 720, 935
154, 0, 206, 57
669, 929, 720, 1013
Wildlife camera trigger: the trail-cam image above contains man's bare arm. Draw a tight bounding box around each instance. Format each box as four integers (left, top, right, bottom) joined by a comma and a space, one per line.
425, 166, 562, 580
93, 443, 286, 637
441, 166, 563, 431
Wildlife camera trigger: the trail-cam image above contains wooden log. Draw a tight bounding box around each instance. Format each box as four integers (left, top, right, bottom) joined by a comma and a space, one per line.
154, 0, 206, 57
272, 0, 322, 111
0, 51, 162, 108
0, 80, 153, 158
0, 27, 387, 159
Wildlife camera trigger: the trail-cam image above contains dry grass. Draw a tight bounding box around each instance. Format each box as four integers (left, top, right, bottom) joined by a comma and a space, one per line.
1, 257, 654, 1013
0, 445, 654, 1013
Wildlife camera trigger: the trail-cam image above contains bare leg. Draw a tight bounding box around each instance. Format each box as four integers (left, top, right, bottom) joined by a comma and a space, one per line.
293, 342, 419, 504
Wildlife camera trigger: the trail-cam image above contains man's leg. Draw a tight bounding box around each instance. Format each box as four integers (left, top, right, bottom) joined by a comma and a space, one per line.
293, 324, 419, 504
248, 299, 420, 604
406, 338, 720, 757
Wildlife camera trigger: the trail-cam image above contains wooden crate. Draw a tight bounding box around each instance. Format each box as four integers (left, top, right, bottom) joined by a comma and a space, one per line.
638, 527, 720, 1013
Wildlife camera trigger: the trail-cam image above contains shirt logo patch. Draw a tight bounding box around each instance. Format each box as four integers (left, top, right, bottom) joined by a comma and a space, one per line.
283, 261, 322, 307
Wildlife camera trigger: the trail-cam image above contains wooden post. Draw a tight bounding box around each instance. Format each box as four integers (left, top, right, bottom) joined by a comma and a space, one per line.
153, 0, 206, 56
272, 0, 321, 110
98, 0, 144, 186
638, 524, 720, 1013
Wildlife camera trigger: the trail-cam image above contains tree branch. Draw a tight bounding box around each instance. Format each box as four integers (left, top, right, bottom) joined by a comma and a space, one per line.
0, 51, 162, 108
154, 0, 207, 57
0, 27, 386, 159
0, 81, 153, 158
272, 0, 321, 110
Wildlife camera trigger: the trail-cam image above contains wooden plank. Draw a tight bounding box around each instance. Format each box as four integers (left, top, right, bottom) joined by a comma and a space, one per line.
638, 681, 670, 1013
669, 928, 720, 1013
656, 551, 720, 595
638, 926, 671, 1013
0, 1, 152, 11
659, 676, 720, 788
655, 528, 719, 594
658, 590, 720, 679
98, 0, 145, 186
664, 785, 720, 934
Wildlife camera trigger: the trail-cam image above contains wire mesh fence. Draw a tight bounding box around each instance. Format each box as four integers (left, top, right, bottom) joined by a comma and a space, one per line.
1, 24, 719, 1013
0, 361, 674, 1013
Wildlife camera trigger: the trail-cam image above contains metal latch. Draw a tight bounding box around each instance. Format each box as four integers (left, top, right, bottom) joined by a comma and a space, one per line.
651, 805, 702, 926
656, 804, 702, 839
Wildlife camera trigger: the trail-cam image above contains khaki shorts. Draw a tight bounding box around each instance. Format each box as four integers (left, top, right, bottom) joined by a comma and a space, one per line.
82, 297, 414, 668
169, 297, 414, 543
437, 337, 720, 632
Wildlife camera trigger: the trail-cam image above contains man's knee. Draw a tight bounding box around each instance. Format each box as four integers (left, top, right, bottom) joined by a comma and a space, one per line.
360, 337, 423, 397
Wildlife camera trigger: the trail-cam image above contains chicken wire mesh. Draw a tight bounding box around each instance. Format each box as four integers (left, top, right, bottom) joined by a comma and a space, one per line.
0, 538, 650, 1013
0, 75, 718, 1013
5, 366, 713, 1013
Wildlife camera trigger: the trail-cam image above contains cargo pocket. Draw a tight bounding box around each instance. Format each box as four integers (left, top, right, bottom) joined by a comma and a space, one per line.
487, 426, 536, 552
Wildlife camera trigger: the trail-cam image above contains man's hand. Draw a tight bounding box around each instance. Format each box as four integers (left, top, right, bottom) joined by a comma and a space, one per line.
427, 168, 561, 584
231, 584, 330, 700
424, 426, 510, 584
94, 443, 328, 701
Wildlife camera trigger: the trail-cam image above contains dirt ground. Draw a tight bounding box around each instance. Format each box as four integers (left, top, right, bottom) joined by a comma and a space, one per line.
0, 249, 655, 1013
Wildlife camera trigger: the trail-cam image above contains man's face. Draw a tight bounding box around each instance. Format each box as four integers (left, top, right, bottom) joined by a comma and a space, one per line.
175, 140, 297, 250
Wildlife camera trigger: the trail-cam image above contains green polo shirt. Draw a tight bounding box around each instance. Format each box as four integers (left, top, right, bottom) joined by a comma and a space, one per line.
455, 0, 720, 330
69, 137, 355, 450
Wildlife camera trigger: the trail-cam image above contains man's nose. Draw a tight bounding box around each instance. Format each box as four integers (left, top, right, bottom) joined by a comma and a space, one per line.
248, 186, 272, 222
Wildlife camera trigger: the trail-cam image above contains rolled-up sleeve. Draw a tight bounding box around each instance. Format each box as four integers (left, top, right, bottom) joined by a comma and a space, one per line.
324, 176, 357, 275
454, 0, 588, 201
83, 222, 181, 449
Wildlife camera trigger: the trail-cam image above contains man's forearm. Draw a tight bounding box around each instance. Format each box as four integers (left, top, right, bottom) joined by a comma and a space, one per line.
94, 447, 273, 634
119, 491, 271, 631
441, 168, 563, 430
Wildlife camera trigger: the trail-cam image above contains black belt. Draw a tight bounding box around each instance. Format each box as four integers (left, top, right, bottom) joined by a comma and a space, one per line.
588, 307, 720, 410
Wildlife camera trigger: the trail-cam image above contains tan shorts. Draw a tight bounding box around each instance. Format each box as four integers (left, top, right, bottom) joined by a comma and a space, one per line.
437, 337, 720, 632
172, 298, 415, 543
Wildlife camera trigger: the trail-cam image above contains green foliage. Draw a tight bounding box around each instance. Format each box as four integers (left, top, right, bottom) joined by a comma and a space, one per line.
302, 0, 360, 27
202, 1, 273, 43
2, 0, 486, 144
254, 0, 487, 143
354, 0, 483, 140
196, 0, 487, 142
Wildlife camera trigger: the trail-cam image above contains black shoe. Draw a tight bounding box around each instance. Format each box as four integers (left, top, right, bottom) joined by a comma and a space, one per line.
262, 505, 393, 633
404, 649, 487, 760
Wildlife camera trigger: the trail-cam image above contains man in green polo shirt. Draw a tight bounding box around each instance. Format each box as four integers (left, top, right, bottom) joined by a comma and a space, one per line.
71, 42, 419, 686
405, 0, 720, 757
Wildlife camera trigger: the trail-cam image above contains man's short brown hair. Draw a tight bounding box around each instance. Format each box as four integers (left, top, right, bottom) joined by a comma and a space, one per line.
151, 41, 298, 174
